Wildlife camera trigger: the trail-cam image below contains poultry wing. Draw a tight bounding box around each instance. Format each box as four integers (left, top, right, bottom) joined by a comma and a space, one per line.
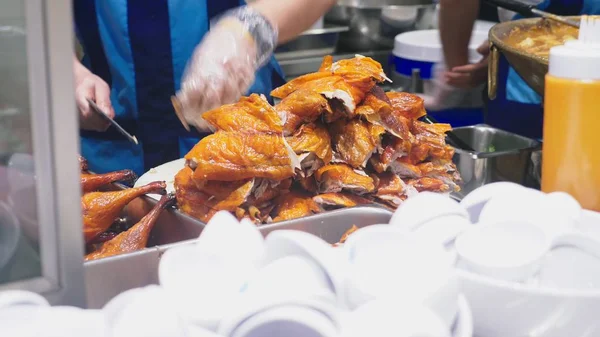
82, 181, 166, 243
81, 170, 136, 193
85, 193, 176, 261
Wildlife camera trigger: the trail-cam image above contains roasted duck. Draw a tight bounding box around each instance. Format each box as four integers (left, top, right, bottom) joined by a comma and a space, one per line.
82, 181, 166, 243
81, 170, 136, 193
85, 193, 176, 261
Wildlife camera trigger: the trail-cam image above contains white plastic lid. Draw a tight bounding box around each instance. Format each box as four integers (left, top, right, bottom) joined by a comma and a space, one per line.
549, 16, 600, 80
393, 30, 488, 63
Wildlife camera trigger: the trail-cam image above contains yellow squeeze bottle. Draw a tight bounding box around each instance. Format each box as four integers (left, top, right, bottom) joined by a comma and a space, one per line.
542, 16, 600, 211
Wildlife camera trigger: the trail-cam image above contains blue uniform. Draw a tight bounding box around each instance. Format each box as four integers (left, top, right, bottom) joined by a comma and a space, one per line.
486, 0, 600, 139
74, 0, 286, 175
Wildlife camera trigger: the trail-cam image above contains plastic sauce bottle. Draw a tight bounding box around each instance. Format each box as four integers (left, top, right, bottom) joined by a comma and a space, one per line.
542, 17, 600, 211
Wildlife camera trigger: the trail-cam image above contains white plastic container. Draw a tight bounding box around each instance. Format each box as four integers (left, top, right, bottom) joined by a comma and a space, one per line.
390, 26, 490, 123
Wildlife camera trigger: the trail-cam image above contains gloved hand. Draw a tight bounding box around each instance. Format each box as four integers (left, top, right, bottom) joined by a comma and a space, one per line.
176, 6, 278, 132
73, 58, 115, 132
423, 40, 488, 111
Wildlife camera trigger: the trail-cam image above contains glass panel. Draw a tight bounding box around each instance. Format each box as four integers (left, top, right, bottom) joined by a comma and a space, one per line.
0, 1, 42, 283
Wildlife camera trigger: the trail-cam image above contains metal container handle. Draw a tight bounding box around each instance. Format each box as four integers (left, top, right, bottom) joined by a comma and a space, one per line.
488, 42, 500, 100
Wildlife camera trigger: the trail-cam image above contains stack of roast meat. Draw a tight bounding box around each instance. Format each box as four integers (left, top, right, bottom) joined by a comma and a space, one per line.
79, 155, 174, 261
175, 55, 461, 224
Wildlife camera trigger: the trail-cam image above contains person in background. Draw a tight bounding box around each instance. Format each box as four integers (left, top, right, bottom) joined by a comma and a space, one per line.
436, 0, 600, 139
74, 0, 336, 176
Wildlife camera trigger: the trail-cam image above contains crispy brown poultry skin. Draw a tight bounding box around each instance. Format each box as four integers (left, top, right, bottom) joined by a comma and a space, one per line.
85, 193, 175, 261
202, 94, 283, 134
82, 181, 166, 243
172, 55, 461, 224
184, 131, 297, 182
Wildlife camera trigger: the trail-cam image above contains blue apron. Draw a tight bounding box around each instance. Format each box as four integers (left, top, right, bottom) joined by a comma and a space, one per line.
486, 0, 600, 139
74, 0, 286, 175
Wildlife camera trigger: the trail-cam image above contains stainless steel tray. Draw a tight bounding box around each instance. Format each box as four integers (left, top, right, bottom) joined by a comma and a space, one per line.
260, 206, 393, 243
84, 203, 392, 307
84, 184, 205, 308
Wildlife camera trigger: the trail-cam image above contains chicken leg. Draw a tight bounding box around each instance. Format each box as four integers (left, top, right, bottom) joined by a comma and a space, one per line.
82, 181, 167, 243
81, 170, 136, 193
85, 193, 176, 261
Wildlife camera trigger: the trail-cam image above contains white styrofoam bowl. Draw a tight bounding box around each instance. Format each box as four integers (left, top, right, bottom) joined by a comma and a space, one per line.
459, 210, 600, 337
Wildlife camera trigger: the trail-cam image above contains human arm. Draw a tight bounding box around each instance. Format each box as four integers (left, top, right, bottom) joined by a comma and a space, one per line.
438, 0, 480, 70
175, 0, 336, 131
73, 56, 115, 131
249, 0, 337, 44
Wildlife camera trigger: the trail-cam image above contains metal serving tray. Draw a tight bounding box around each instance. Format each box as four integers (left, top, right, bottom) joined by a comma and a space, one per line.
84, 184, 204, 308
84, 203, 392, 307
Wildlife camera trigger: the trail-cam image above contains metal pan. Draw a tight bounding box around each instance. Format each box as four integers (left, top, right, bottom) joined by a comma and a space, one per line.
84, 203, 392, 307
84, 183, 204, 308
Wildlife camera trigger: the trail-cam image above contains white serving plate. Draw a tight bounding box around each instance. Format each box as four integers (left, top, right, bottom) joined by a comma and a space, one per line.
134, 158, 185, 200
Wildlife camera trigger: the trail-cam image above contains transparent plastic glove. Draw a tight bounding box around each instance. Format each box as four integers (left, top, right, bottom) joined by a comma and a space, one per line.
73, 59, 115, 132
176, 6, 277, 132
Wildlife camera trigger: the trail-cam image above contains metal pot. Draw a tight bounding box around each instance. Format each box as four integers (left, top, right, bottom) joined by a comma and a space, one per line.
487, 16, 581, 99
326, 0, 435, 51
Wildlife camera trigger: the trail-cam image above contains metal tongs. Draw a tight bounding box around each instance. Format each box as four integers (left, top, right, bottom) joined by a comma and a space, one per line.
87, 98, 139, 145
484, 0, 580, 28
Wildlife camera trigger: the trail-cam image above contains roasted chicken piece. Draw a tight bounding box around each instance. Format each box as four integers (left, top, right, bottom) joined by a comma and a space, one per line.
201, 94, 283, 134
185, 131, 299, 182
246, 178, 292, 206
406, 177, 451, 193
330, 119, 385, 168
386, 92, 427, 120
372, 172, 418, 207
272, 191, 321, 222
409, 121, 453, 162
85, 193, 176, 261
390, 157, 423, 179
296, 175, 318, 193
315, 164, 375, 194
271, 72, 332, 99
276, 88, 332, 135
286, 123, 332, 176
356, 88, 414, 142
313, 192, 372, 209
81, 170, 136, 193
82, 181, 167, 243
330, 55, 389, 93
276, 76, 365, 134
174, 167, 216, 222
79, 155, 88, 171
